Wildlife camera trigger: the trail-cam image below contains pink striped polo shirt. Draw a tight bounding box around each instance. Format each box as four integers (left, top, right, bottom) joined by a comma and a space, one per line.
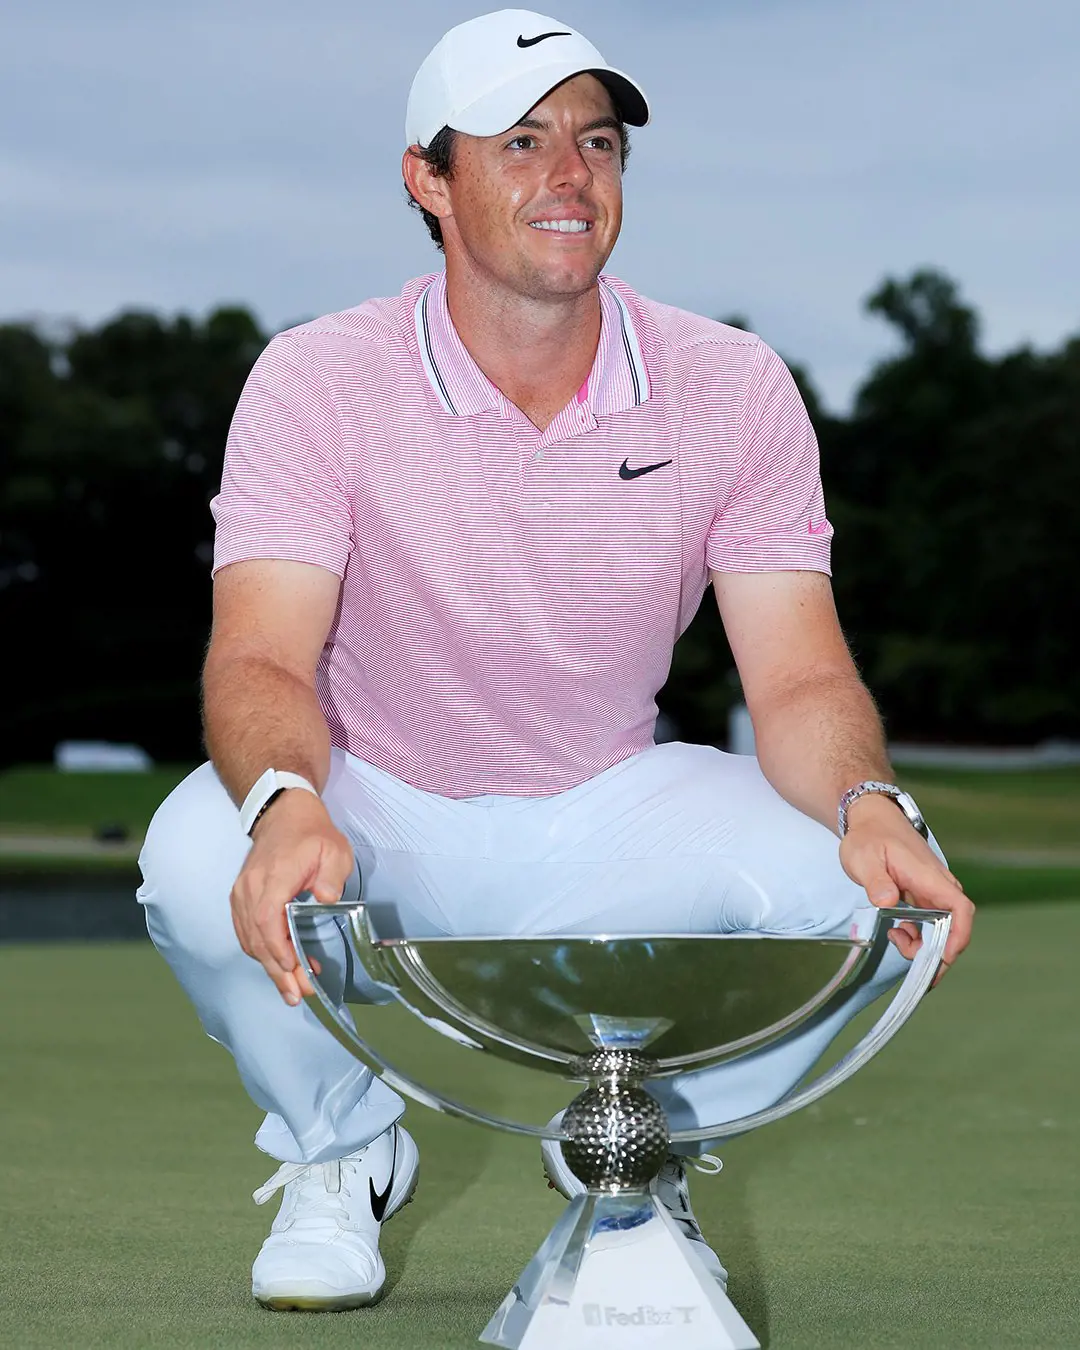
212, 271, 832, 798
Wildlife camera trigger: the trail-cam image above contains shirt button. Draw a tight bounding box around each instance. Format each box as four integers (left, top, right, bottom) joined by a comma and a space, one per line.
534, 449, 545, 460
542, 501, 551, 510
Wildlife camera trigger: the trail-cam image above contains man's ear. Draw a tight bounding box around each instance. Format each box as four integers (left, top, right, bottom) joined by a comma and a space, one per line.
402, 147, 453, 222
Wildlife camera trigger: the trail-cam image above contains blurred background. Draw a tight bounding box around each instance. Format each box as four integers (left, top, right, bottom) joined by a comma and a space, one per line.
1, 6, 1078, 1347
3, 0, 1078, 770
2, 0, 1078, 891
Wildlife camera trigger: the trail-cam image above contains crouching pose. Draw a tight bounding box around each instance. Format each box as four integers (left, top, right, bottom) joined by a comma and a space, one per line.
138, 8, 973, 1311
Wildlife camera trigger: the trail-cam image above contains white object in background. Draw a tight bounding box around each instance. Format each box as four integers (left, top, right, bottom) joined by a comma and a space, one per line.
54, 741, 153, 773
728, 703, 755, 756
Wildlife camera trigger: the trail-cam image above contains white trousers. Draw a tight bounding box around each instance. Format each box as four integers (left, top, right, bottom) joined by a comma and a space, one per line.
137, 742, 913, 1164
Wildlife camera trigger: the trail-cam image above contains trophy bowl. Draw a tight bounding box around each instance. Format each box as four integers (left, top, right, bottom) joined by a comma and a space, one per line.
287, 901, 951, 1349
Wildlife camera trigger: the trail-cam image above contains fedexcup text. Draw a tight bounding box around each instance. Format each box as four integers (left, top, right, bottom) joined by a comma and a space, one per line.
582, 1302, 699, 1327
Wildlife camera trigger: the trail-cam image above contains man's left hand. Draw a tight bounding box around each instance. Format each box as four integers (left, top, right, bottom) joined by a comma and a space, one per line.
838, 793, 974, 980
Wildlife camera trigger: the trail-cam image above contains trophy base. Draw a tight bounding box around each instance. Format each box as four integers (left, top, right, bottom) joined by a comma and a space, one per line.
480, 1190, 760, 1350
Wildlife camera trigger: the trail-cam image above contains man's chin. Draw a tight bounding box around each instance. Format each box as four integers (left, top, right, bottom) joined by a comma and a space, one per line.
519, 258, 606, 302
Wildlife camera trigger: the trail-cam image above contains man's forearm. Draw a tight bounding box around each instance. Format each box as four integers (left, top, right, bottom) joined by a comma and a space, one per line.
202, 653, 332, 807
749, 671, 892, 834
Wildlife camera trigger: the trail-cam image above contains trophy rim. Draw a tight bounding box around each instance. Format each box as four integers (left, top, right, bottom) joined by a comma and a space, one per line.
286, 900, 952, 1146
360, 904, 950, 946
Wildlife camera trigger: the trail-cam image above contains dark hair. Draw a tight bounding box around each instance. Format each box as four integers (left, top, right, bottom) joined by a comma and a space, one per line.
405, 120, 632, 252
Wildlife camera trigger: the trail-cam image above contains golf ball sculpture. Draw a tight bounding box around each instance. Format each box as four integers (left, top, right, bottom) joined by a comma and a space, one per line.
562, 1050, 669, 1191
286, 900, 952, 1350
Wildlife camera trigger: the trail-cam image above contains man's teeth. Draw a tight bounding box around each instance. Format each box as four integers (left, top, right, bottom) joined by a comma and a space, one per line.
529, 219, 591, 233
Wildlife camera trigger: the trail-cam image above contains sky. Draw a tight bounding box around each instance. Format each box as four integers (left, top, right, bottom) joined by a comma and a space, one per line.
2, 0, 1077, 411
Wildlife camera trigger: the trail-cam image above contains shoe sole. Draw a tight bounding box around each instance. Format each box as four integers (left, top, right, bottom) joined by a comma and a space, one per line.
255, 1166, 419, 1313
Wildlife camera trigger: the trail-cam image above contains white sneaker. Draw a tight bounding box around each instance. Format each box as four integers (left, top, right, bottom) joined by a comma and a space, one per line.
540, 1128, 728, 1288
251, 1123, 419, 1311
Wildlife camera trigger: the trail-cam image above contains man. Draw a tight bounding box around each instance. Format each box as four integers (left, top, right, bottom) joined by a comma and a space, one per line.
138, 8, 973, 1314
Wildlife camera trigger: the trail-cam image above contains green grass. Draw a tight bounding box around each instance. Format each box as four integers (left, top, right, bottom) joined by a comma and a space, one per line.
0, 764, 193, 834
1, 905, 1078, 1348
897, 766, 1080, 856
0, 766, 193, 873
949, 863, 1080, 905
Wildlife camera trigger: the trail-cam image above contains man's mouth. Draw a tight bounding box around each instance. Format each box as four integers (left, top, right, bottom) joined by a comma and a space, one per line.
528, 219, 592, 233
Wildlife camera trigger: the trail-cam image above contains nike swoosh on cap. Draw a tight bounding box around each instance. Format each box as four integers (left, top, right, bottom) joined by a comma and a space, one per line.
619, 458, 673, 480
517, 31, 571, 47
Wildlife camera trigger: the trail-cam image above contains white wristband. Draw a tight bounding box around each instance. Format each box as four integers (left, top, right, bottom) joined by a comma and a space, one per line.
239, 768, 320, 836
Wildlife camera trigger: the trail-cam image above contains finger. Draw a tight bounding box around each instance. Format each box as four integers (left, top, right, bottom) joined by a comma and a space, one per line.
942, 893, 976, 965
245, 924, 315, 1004
931, 957, 953, 989
863, 869, 901, 908
887, 925, 920, 959
273, 964, 313, 1006
264, 915, 306, 978
280, 961, 316, 1002
309, 845, 354, 906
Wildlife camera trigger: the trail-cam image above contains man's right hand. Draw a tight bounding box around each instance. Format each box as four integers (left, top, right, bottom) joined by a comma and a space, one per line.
230, 789, 355, 1005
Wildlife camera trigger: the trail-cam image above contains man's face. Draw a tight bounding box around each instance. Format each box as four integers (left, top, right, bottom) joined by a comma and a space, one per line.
437, 74, 624, 302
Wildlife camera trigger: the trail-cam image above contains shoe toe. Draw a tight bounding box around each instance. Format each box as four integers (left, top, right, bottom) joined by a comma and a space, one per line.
253, 1236, 385, 1305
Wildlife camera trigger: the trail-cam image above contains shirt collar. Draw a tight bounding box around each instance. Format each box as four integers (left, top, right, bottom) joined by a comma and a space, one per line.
412, 271, 651, 418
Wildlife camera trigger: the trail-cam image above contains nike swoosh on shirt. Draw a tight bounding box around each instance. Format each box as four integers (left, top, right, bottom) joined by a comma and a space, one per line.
369, 1129, 397, 1223
517, 31, 571, 47
619, 458, 672, 480
808, 519, 830, 534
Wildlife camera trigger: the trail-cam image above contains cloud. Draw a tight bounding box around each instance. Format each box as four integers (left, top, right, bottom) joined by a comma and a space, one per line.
2, 0, 1077, 408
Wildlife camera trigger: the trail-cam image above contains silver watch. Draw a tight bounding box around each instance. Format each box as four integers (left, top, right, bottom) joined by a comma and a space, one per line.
838, 781, 928, 839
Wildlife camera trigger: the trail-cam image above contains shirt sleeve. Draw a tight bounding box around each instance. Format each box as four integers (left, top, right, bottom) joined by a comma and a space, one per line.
210, 336, 354, 578
705, 339, 833, 575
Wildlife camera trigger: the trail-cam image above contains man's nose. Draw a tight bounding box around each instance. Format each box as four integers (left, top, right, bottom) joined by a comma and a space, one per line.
547, 141, 592, 191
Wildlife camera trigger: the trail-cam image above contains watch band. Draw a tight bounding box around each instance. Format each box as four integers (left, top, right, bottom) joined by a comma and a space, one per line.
838, 780, 928, 839
239, 768, 320, 836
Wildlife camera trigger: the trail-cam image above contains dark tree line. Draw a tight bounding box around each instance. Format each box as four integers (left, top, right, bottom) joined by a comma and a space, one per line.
2, 270, 1077, 766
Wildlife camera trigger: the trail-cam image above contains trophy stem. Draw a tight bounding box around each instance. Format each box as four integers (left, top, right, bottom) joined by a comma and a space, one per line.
562, 1049, 670, 1193
480, 1190, 760, 1349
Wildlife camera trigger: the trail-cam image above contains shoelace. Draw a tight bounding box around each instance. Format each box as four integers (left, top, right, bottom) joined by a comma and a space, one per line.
252, 1156, 360, 1224
688, 1153, 723, 1176
655, 1153, 723, 1240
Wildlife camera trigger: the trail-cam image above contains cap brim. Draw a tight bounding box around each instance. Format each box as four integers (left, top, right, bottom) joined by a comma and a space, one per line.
450, 61, 650, 138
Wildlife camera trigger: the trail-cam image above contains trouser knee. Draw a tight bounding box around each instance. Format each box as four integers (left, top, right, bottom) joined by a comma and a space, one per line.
137, 761, 248, 971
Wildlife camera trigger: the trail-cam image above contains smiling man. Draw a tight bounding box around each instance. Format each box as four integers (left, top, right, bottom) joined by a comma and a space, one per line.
138, 8, 973, 1315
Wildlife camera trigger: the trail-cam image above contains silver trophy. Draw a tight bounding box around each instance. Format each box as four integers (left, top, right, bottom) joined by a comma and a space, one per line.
287, 901, 951, 1350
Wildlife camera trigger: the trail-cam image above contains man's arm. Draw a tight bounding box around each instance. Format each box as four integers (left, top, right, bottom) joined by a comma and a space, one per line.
204, 558, 355, 1005
711, 568, 974, 971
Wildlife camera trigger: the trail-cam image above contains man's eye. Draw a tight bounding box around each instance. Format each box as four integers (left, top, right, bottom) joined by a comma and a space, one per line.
584, 136, 614, 152
507, 135, 536, 150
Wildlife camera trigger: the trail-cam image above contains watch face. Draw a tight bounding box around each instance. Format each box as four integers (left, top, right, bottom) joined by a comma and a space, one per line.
894, 791, 928, 837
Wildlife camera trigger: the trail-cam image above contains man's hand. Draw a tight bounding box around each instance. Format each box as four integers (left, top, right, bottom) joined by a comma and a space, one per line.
230, 789, 355, 1005
839, 793, 974, 981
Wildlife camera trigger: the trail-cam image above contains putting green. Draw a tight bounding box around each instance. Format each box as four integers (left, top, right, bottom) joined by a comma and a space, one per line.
0, 905, 1077, 1348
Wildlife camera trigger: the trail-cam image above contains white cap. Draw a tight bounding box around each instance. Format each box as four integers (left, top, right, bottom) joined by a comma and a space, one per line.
405, 9, 650, 148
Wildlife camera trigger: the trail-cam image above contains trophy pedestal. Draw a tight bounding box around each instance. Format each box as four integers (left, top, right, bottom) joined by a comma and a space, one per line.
481, 1191, 760, 1350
